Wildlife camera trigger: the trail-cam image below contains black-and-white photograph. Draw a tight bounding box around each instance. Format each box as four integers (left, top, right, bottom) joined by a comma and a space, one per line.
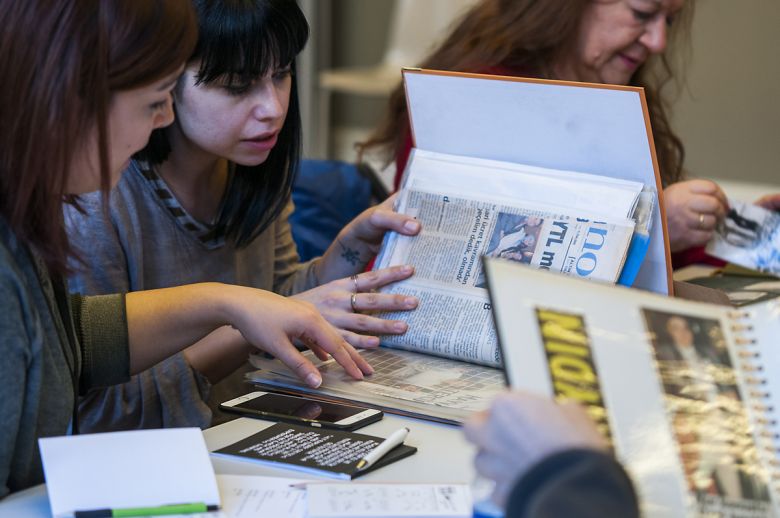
642, 309, 770, 508
706, 199, 780, 274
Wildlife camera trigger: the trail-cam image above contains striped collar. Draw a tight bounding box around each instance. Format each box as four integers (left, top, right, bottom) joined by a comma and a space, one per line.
133, 160, 226, 250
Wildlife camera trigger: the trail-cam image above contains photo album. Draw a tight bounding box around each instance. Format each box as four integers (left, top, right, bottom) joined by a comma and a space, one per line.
249, 69, 672, 425
485, 257, 780, 517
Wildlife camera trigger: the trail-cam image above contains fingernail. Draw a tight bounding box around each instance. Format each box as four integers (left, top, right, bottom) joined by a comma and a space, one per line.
366, 336, 380, 346
404, 220, 420, 232
306, 373, 322, 388
364, 365, 374, 375
394, 321, 408, 333
401, 264, 414, 274
405, 297, 417, 308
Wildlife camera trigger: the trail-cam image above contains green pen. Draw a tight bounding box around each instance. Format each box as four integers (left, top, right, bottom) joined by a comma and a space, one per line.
74, 502, 219, 518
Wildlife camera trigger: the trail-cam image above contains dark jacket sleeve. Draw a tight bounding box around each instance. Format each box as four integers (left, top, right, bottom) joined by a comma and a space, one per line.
505, 449, 639, 518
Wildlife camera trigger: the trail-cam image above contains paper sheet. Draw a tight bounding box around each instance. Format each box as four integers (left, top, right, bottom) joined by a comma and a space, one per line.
214, 474, 305, 518
121, 475, 307, 518
306, 483, 472, 518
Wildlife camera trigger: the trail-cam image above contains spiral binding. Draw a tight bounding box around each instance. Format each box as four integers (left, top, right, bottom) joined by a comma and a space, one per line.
728, 309, 780, 487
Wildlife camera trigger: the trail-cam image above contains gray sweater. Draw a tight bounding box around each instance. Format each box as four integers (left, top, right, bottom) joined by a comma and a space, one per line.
65, 162, 318, 432
0, 219, 129, 497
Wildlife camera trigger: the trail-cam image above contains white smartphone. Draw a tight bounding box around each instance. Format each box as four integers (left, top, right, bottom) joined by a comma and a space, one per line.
219, 391, 383, 431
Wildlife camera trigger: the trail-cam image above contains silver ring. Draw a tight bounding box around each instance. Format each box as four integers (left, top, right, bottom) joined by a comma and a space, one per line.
350, 292, 358, 312
698, 213, 705, 230
350, 274, 359, 294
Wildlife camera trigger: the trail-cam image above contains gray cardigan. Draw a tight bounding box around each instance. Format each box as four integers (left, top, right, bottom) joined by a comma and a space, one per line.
0, 219, 129, 497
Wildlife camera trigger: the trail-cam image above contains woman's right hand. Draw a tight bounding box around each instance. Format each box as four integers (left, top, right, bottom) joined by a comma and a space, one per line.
223, 285, 373, 388
664, 179, 729, 252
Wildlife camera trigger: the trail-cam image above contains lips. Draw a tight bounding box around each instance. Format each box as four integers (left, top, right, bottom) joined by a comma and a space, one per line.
618, 53, 644, 70
241, 131, 279, 152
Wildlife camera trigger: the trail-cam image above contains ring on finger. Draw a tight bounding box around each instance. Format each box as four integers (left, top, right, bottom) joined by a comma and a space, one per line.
350, 292, 358, 312
698, 213, 706, 230
350, 274, 359, 294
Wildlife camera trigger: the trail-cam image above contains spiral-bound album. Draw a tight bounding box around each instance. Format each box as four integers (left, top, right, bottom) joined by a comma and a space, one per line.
485, 256, 780, 517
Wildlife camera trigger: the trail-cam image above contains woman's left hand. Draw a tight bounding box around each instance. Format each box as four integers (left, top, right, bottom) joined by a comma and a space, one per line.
755, 193, 780, 212
293, 265, 418, 349
316, 194, 421, 283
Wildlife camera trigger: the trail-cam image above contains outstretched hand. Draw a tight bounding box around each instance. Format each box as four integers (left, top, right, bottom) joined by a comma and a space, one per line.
226, 286, 374, 388
293, 265, 418, 349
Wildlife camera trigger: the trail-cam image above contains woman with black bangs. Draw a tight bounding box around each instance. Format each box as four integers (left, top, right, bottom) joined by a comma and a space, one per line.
65, 0, 421, 432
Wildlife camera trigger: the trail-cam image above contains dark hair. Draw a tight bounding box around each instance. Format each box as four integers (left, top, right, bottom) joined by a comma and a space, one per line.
0, 0, 198, 274
139, 0, 309, 248
359, 0, 693, 187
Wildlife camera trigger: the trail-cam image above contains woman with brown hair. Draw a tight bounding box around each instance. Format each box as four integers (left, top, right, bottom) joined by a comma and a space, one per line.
0, 0, 371, 496
360, 0, 734, 262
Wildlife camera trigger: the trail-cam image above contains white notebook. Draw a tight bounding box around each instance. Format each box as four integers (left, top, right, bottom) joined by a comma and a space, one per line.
39, 428, 219, 518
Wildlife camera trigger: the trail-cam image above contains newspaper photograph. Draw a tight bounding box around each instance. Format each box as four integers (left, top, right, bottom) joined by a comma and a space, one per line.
247, 348, 505, 424
377, 190, 635, 290
706, 199, 780, 275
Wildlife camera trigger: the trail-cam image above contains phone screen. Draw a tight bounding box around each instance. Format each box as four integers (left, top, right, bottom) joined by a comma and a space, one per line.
234, 394, 367, 423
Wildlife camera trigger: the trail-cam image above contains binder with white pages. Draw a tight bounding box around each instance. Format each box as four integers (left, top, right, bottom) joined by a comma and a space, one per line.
395, 68, 671, 294
485, 257, 780, 517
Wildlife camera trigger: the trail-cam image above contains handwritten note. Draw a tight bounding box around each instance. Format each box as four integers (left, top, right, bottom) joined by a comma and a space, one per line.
215, 474, 306, 518
306, 483, 472, 518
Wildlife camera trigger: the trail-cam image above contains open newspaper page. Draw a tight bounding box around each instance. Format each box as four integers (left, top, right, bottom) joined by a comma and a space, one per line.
374, 189, 636, 366
705, 199, 780, 275
247, 348, 505, 424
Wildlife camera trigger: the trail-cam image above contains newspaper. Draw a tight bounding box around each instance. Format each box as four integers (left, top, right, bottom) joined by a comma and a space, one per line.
374, 189, 636, 366
247, 348, 505, 424
706, 199, 780, 275
246, 153, 645, 424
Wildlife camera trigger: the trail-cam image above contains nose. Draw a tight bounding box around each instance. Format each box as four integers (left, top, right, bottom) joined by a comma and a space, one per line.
153, 97, 175, 129
640, 17, 667, 54
251, 79, 285, 121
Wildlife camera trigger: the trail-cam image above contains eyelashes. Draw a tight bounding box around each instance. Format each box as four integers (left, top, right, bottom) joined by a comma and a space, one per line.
219, 66, 293, 97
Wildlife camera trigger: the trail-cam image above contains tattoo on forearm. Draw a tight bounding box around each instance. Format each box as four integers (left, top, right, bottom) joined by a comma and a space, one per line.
338, 240, 363, 267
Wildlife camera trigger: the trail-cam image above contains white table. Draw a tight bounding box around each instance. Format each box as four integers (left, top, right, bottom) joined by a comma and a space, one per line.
0, 414, 475, 517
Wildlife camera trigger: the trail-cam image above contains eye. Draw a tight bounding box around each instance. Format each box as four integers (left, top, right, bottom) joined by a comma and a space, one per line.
273, 67, 293, 82
149, 97, 169, 113
631, 8, 655, 22
223, 82, 253, 96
